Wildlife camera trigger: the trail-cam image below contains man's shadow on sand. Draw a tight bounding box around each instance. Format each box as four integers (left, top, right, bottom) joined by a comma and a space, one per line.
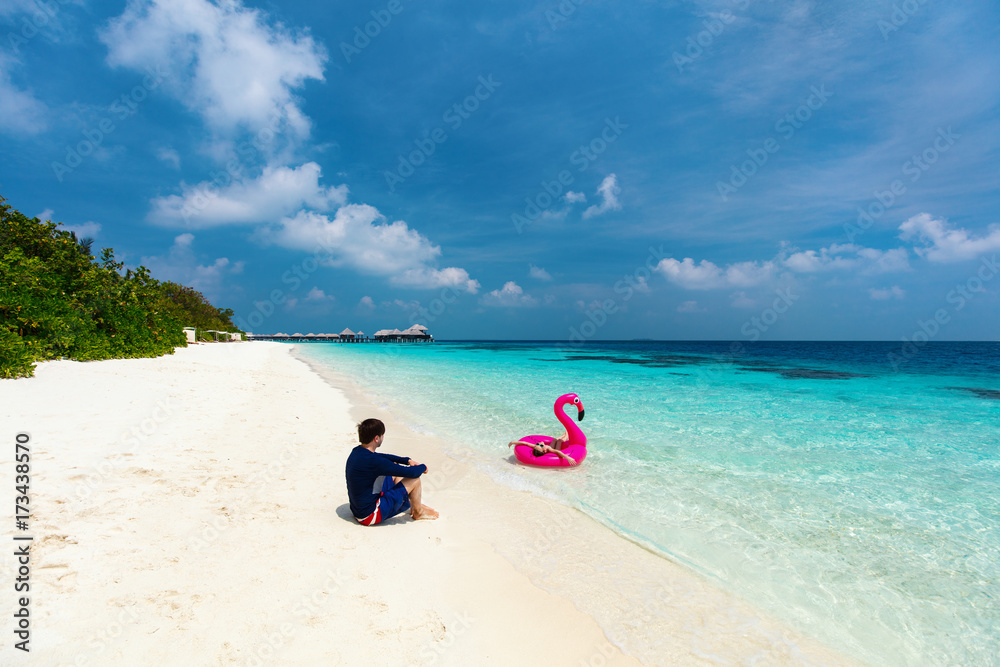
335, 503, 411, 527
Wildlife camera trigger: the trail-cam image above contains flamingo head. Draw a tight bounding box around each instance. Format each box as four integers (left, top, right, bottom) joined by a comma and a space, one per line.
558, 393, 585, 421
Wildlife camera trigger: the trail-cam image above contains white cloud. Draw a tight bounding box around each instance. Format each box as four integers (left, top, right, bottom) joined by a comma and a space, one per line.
677, 300, 701, 313
869, 286, 905, 300
725, 260, 777, 286
62, 221, 102, 239
157, 146, 181, 169
391, 298, 421, 314
358, 295, 375, 311
529, 264, 552, 281
783, 244, 859, 272
539, 207, 569, 222
481, 281, 538, 307
656, 258, 726, 289
655, 257, 776, 290
536, 191, 587, 222
0, 54, 48, 136
140, 233, 244, 300
253, 206, 479, 293
393, 266, 479, 292
148, 162, 348, 228
35, 209, 103, 239
899, 213, 1000, 262
784, 243, 909, 275
657, 240, 911, 292
856, 247, 910, 274
582, 174, 621, 219
305, 286, 333, 301
101, 0, 326, 145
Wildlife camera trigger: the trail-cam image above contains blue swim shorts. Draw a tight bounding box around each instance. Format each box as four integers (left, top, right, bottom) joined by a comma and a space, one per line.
356, 476, 411, 526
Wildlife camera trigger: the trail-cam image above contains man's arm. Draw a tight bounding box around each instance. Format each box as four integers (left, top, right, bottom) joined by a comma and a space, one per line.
376, 455, 426, 478
379, 452, 429, 474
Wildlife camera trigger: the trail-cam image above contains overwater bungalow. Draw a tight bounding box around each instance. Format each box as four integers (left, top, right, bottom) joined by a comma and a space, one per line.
373, 325, 433, 342
249, 324, 432, 343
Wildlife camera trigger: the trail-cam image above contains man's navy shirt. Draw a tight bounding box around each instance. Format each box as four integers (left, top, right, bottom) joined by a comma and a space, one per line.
345, 446, 426, 518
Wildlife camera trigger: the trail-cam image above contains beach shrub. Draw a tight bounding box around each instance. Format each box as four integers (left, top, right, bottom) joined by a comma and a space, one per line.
0, 197, 236, 378
85, 249, 187, 359
0, 328, 33, 378
158, 281, 239, 334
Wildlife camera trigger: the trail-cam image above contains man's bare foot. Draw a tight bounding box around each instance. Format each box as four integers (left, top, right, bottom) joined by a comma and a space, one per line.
412, 504, 439, 520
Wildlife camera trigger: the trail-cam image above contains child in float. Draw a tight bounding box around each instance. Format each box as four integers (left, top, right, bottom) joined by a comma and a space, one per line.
507, 431, 576, 465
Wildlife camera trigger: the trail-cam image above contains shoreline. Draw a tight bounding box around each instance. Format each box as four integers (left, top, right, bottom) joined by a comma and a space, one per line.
292, 344, 856, 666
0, 342, 854, 665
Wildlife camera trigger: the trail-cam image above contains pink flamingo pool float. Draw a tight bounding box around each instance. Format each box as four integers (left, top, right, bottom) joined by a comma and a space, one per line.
513, 393, 587, 467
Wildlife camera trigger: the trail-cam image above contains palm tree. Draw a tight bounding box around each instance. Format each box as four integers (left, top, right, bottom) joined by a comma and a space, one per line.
68, 231, 94, 257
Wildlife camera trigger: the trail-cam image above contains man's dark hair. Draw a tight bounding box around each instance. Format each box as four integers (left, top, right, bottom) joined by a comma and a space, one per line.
358, 418, 385, 444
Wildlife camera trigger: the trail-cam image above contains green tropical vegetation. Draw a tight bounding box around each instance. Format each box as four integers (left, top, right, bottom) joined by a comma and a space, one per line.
1, 197, 242, 378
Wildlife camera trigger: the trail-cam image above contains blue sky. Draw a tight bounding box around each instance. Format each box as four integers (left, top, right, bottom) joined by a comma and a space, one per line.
2, 0, 998, 341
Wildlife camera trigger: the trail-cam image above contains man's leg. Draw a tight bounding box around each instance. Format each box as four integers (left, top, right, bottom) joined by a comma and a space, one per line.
393, 476, 439, 520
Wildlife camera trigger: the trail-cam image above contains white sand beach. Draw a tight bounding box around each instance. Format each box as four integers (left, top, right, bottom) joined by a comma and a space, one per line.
0, 343, 852, 665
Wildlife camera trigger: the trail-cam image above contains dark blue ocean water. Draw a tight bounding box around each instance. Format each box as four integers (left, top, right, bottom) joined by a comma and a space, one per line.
298, 340, 1000, 665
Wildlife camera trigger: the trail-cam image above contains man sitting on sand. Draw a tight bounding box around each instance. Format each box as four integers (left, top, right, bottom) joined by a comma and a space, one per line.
346, 418, 439, 525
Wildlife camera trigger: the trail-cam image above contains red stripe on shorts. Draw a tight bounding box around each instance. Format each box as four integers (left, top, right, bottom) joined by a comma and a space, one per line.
358, 496, 382, 526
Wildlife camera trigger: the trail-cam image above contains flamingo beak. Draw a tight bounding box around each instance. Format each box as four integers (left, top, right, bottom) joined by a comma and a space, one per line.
577, 407, 585, 422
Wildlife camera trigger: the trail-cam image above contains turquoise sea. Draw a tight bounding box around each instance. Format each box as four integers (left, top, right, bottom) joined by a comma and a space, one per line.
297, 340, 999, 665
